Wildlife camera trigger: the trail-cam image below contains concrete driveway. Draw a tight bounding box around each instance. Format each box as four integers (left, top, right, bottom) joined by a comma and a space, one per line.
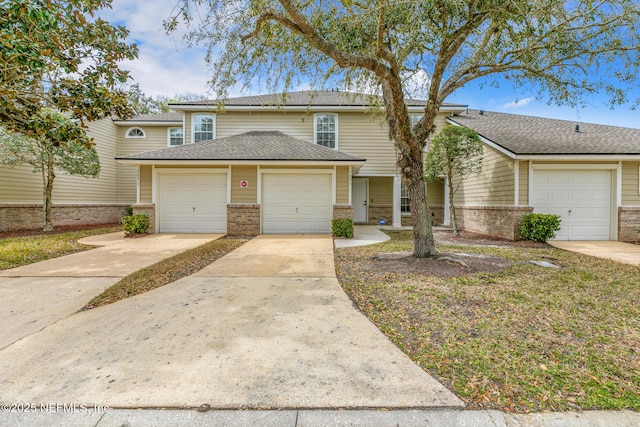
0, 233, 222, 349
0, 235, 462, 409
549, 240, 640, 265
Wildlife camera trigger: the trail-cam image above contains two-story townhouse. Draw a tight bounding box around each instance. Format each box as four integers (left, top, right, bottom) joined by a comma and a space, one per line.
115, 91, 465, 235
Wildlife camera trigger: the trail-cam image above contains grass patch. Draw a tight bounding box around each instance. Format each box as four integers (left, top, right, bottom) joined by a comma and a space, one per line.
0, 226, 122, 271
82, 237, 246, 310
336, 231, 640, 412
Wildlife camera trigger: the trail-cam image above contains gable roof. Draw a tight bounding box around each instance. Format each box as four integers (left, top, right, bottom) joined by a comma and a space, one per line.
448, 110, 640, 155
116, 131, 366, 163
170, 90, 467, 110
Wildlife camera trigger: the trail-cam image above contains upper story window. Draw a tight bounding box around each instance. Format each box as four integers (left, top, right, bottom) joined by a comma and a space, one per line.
314, 114, 337, 149
401, 183, 410, 213
192, 113, 215, 143
168, 127, 184, 147
410, 114, 423, 129
125, 127, 146, 138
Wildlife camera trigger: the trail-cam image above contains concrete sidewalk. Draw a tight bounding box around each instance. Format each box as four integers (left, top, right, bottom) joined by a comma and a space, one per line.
334, 225, 390, 248
1, 408, 638, 426
549, 240, 640, 265
0, 233, 222, 349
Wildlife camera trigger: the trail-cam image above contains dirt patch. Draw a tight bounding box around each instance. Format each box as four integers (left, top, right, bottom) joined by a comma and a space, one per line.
369, 251, 511, 277
0, 223, 121, 239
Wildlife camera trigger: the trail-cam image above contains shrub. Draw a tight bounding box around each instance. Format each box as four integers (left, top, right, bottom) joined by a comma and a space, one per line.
332, 218, 354, 238
123, 205, 133, 217
518, 213, 561, 242
122, 214, 150, 236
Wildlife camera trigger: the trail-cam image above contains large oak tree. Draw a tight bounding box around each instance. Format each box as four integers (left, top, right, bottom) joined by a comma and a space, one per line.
168, 0, 639, 257
0, 0, 137, 140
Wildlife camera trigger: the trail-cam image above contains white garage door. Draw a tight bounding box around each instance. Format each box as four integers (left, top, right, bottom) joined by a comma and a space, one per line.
531, 170, 612, 240
158, 173, 227, 233
262, 174, 332, 233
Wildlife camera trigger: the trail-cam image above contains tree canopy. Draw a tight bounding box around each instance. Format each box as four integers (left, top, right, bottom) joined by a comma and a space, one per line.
0, 0, 138, 139
424, 126, 483, 235
126, 84, 210, 114
169, 0, 640, 256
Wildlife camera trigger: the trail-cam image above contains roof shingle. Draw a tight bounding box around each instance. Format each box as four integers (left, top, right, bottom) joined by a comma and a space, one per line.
116, 131, 366, 162
448, 110, 640, 155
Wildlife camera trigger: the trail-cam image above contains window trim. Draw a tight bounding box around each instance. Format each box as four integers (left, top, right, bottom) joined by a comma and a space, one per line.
167, 127, 184, 147
313, 113, 338, 149
125, 127, 146, 139
191, 113, 216, 143
400, 182, 410, 215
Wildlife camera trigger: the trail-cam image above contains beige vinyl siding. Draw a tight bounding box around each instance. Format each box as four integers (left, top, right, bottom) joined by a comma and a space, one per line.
139, 165, 152, 203
336, 166, 349, 204
622, 161, 640, 205
231, 165, 257, 203
338, 112, 395, 175
453, 144, 515, 206
0, 117, 120, 204
117, 126, 170, 204
369, 177, 393, 205
216, 111, 312, 141
426, 182, 444, 205
519, 161, 529, 205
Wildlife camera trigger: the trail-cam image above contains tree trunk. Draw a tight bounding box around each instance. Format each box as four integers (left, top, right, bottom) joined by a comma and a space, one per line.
42, 155, 55, 231
447, 174, 459, 236
407, 172, 437, 257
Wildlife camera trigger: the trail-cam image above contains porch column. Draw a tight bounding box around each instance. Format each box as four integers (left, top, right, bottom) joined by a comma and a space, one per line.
443, 177, 451, 225
392, 175, 402, 228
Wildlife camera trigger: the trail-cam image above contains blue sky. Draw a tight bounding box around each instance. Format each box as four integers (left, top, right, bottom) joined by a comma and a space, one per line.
98, 1, 639, 129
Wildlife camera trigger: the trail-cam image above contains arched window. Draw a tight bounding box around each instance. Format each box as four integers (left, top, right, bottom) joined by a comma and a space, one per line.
125, 127, 146, 138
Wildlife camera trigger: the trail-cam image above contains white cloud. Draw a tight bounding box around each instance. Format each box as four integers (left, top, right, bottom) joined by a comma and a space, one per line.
96, 0, 212, 97
502, 97, 535, 108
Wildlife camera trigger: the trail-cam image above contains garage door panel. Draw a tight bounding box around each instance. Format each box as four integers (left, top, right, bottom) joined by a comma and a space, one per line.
532, 169, 611, 240
159, 173, 227, 233
262, 173, 332, 234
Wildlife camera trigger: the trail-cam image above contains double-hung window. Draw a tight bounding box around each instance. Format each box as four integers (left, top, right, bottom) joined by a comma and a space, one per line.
168, 127, 184, 146
192, 114, 215, 142
314, 114, 337, 149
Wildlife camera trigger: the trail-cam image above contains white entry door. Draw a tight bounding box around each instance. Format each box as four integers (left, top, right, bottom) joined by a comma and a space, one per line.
262, 173, 332, 233
531, 169, 612, 240
158, 173, 227, 233
353, 178, 368, 223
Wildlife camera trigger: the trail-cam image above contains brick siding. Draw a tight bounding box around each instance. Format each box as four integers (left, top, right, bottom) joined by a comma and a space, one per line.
333, 205, 354, 220
0, 204, 128, 232
455, 205, 534, 240
227, 204, 260, 236
618, 207, 640, 242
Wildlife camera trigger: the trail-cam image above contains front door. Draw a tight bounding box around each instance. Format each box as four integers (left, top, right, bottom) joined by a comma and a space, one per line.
353, 178, 368, 223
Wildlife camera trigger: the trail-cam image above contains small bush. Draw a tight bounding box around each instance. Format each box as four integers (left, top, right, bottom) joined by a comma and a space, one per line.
122, 214, 150, 236
123, 205, 133, 217
332, 218, 354, 238
518, 213, 561, 242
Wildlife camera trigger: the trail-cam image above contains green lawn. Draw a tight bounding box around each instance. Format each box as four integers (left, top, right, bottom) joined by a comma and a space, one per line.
0, 226, 122, 270
335, 231, 640, 412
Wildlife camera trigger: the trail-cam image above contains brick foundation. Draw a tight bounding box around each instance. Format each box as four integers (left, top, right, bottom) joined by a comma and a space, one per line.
618, 206, 640, 242
132, 204, 155, 234
455, 205, 534, 240
333, 205, 354, 221
227, 204, 260, 236
368, 204, 392, 225
0, 204, 128, 232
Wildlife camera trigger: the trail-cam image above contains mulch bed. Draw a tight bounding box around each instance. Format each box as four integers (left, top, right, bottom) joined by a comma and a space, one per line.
369, 251, 512, 277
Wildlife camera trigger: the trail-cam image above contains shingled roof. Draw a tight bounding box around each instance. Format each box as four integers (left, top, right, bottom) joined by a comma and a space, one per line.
448, 110, 640, 155
116, 131, 366, 162
170, 90, 466, 109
